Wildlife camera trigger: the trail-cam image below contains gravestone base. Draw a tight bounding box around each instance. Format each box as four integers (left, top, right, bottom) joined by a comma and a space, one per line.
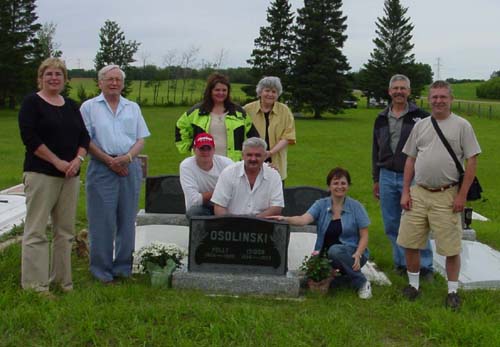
462, 228, 476, 241
173, 271, 300, 297
136, 210, 188, 226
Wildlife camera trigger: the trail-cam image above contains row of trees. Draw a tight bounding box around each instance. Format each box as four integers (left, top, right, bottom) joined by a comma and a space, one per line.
88, 21, 255, 105
248, 0, 433, 117
0, 0, 435, 111
248, 0, 351, 118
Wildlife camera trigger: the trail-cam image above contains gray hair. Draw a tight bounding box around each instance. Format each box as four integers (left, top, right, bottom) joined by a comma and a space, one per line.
256, 76, 283, 96
429, 80, 453, 96
98, 65, 126, 81
243, 137, 267, 151
389, 74, 411, 89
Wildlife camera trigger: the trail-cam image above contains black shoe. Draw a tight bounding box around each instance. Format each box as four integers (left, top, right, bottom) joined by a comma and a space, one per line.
445, 292, 461, 310
420, 269, 434, 282
402, 285, 420, 301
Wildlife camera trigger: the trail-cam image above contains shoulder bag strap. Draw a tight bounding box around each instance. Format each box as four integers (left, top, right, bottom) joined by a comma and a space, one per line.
430, 117, 464, 175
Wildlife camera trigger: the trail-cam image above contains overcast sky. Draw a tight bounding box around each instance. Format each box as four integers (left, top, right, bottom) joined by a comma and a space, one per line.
36, 0, 499, 80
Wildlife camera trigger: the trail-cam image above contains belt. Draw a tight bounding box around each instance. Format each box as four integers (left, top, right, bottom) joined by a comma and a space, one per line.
419, 182, 458, 192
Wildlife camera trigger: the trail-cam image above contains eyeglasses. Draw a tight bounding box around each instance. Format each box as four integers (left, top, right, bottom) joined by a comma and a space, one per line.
103, 77, 123, 83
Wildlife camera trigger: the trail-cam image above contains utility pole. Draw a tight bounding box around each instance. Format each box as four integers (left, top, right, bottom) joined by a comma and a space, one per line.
435, 57, 442, 80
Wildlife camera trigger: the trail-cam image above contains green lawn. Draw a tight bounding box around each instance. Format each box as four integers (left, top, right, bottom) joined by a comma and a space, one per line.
1, 106, 499, 346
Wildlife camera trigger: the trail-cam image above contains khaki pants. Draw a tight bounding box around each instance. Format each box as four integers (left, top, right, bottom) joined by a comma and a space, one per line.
22, 172, 79, 292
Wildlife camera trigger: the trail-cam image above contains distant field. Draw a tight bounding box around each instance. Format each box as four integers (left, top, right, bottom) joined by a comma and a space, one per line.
69, 78, 252, 105
421, 82, 499, 102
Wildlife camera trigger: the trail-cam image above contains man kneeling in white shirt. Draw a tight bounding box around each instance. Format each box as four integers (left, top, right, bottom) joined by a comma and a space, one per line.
179, 133, 233, 219
211, 137, 284, 217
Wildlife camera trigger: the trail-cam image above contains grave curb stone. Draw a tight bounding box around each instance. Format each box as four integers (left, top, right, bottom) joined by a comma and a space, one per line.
172, 271, 300, 297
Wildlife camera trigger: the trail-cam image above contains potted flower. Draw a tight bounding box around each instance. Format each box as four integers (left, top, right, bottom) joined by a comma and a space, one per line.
299, 252, 333, 294
134, 242, 187, 288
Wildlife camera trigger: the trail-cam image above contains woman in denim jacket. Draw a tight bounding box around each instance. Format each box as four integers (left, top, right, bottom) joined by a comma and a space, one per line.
268, 167, 372, 299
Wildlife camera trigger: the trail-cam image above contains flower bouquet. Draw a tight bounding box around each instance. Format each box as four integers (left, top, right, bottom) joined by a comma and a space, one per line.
134, 242, 187, 288
300, 252, 333, 294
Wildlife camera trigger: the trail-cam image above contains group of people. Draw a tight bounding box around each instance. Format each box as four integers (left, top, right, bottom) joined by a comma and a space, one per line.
18, 57, 480, 310
175, 73, 481, 308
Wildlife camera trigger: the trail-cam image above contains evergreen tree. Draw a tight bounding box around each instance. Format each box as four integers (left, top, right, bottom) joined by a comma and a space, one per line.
0, 0, 41, 108
94, 20, 140, 96
247, 0, 296, 96
290, 0, 350, 118
35, 22, 73, 98
359, 0, 431, 101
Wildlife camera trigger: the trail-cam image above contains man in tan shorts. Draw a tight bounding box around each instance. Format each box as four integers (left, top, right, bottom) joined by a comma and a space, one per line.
397, 80, 481, 310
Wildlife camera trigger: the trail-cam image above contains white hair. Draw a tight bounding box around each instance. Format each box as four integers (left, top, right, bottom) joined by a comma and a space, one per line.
256, 76, 283, 96
389, 74, 411, 89
243, 137, 267, 151
98, 65, 126, 81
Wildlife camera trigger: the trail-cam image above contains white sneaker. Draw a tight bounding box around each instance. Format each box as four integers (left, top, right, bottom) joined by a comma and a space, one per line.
358, 281, 372, 299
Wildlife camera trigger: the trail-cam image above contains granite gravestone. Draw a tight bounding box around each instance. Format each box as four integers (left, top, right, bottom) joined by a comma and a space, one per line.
282, 186, 329, 217
188, 216, 289, 275
145, 175, 186, 214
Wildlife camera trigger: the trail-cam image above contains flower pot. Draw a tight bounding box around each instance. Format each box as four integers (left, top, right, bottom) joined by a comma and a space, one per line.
150, 269, 172, 288
307, 276, 333, 294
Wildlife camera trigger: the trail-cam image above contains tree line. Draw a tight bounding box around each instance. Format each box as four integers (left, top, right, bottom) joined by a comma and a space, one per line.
2, 0, 499, 112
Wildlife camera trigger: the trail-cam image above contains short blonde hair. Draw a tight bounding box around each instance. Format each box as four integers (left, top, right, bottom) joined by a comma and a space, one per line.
37, 58, 68, 89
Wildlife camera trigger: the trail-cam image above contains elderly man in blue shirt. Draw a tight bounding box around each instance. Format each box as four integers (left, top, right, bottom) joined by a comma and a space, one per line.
81, 65, 150, 284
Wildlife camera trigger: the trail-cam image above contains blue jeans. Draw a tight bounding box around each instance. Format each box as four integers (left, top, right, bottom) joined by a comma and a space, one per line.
379, 168, 433, 271
328, 244, 367, 290
86, 159, 142, 282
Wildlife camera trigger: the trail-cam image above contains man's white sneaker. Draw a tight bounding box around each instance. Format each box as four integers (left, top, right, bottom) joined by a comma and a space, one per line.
358, 280, 372, 299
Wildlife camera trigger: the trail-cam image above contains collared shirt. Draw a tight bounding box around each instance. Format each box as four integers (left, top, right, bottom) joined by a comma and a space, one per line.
211, 161, 284, 215
307, 196, 370, 257
387, 103, 409, 152
80, 93, 150, 155
403, 113, 481, 188
244, 101, 296, 180
179, 154, 233, 210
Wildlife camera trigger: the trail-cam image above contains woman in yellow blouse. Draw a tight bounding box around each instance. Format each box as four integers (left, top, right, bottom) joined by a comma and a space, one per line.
244, 76, 296, 182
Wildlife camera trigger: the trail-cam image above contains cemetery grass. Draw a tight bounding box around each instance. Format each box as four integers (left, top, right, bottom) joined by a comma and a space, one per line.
1, 107, 500, 346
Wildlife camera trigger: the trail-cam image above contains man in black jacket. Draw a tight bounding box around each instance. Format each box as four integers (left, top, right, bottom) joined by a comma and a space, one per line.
372, 74, 434, 278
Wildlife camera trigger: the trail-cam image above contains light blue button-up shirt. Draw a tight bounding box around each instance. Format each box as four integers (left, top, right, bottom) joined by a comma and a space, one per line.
80, 93, 150, 155
307, 196, 370, 257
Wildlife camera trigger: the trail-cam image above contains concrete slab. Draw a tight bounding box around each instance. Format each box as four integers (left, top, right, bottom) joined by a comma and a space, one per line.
135, 224, 189, 250
0, 184, 25, 195
472, 211, 489, 222
0, 194, 26, 236
431, 240, 500, 290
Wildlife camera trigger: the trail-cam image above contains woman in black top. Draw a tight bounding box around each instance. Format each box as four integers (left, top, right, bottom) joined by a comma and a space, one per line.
18, 57, 90, 295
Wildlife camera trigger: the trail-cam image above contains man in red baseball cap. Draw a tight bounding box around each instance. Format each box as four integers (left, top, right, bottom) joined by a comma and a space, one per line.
179, 133, 233, 218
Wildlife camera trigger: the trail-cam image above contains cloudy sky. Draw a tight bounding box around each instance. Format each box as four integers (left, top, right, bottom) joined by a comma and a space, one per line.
36, 0, 499, 80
